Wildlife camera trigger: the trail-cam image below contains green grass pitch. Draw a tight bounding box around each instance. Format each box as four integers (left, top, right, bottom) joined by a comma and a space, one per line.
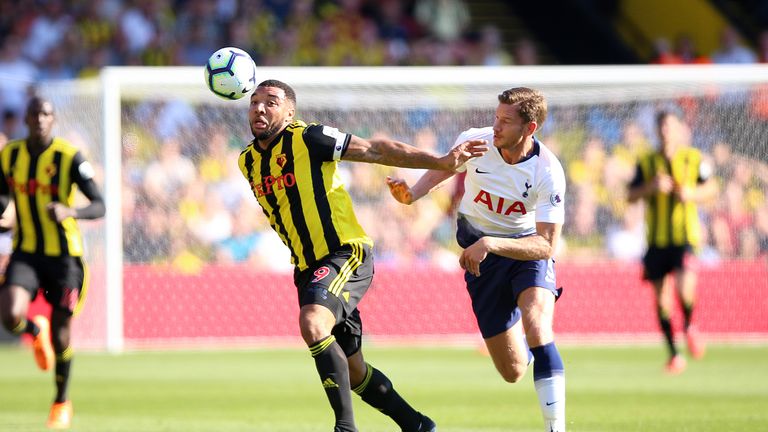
1, 343, 767, 431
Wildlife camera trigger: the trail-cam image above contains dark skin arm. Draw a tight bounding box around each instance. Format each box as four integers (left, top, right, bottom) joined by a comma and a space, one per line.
0, 168, 104, 225
342, 135, 488, 171
47, 173, 105, 223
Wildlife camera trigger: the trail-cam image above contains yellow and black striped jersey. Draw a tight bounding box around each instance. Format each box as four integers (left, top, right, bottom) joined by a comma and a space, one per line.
238, 120, 372, 271
630, 147, 709, 248
0, 137, 93, 256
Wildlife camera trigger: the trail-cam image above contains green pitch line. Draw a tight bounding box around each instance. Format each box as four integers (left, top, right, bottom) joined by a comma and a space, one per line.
0, 344, 766, 431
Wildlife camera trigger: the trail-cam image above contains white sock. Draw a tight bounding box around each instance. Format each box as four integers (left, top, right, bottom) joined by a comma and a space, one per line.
534, 374, 566, 432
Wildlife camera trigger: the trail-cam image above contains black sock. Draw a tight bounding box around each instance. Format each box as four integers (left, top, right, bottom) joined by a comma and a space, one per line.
657, 306, 677, 357
682, 301, 694, 330
25, 319, 40, 337
54, 347, 73, 403
310, 336, 356, 432
8, 319, 38, 337
352, 363, 421, 432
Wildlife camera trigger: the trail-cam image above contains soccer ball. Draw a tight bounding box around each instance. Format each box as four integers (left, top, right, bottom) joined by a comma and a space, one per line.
204, 47, 257, 100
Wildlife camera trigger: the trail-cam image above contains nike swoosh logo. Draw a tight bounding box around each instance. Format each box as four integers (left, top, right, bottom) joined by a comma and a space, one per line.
545, 401, 558, 406
475, 168, 491, 174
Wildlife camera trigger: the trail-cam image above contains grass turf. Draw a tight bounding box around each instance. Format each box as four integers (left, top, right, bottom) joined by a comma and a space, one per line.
0, 343, 766, 431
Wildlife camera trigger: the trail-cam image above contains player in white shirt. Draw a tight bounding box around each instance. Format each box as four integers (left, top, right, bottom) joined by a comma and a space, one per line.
387, 87, 567, 432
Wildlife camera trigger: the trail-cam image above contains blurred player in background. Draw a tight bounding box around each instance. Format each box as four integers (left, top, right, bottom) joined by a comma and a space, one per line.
239, 79, 487, 432
387, 87, 567, 432
0, 203, 14, 278
0, 131, 12, 279
0, 96, 105, 429
628, 109, 716, 374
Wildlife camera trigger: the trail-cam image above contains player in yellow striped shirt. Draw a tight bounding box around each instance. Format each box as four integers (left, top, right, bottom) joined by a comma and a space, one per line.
239, 79, 487, 431
628, 109, 716, 374
0, 96, 105, 429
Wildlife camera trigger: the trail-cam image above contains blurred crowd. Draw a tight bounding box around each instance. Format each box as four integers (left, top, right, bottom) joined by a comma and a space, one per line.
650, 25, 768, 64
0, 0, 529, 118
109, 92, 768, 273
0, 0, 767, 273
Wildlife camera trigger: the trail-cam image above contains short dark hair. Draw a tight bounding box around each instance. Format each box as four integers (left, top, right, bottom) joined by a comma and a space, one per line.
497, 87, 547, 125
25, 95, 53, 115
257, 79, 296, 106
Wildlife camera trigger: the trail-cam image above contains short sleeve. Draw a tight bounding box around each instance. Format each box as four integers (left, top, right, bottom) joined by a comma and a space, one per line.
70, 151, 96, 184
698, 160, 713, 183
303, 124, 352, 161
535, 161, 566, 224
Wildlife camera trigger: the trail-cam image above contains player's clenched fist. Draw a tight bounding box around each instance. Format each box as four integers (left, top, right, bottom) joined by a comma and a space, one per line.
385, 176, 414, 205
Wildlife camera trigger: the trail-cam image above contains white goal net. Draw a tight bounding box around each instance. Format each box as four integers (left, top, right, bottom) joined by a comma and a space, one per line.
34, 65, 768, 352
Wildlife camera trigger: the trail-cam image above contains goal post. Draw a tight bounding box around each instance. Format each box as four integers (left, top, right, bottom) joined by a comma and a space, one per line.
36, 64, 768, 352
101, 69, 125, 353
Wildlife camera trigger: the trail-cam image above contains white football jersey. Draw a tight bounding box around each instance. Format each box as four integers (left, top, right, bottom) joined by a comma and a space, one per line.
456, 127, 566, 237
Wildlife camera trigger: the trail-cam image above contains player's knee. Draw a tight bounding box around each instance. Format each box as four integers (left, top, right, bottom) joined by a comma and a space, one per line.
298, 315, 333, 345
299, 323, 326, 345
346, 352, 367, 383
0, 310, 23, 332
498, 361, 528, 383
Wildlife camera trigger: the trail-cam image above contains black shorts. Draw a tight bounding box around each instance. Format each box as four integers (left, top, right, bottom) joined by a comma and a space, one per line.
293, 243, 373, 356
2, 251, 87, 316
642, 246, 692, 281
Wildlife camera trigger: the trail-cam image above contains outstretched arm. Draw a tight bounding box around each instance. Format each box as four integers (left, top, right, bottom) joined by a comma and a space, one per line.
343, 135, 487, 171
386, 169, 457, 204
